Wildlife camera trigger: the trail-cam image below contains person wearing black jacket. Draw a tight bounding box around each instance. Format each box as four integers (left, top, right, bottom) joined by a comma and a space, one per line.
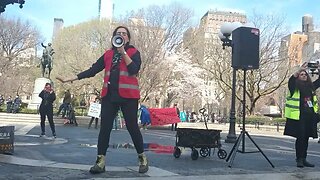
0, 95, 4, 107
6, 96, 12, 113
56, 89, 72, 117
56, 26, 148, 174
171, 103, 180, 131
39, 82, 56, 138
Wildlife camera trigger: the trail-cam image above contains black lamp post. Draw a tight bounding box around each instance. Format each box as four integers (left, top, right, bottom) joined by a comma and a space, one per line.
218, 22, 242, 143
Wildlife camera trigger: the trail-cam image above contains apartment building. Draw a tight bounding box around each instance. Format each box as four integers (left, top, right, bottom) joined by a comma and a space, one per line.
200, 10, 247, 39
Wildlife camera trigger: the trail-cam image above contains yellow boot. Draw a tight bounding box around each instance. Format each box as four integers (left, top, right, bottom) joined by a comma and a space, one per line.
89, 155, 105, 174
138, 152, 149, 173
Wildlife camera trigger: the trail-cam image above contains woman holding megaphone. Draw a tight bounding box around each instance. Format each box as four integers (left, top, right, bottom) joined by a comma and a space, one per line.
56, 26, 148, 174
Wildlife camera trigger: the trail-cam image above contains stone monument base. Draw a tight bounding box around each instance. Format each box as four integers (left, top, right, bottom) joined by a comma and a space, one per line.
28, 78, 53, 110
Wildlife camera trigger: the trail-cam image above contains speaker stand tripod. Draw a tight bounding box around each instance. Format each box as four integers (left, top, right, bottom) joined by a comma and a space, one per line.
225, 69, 275, 168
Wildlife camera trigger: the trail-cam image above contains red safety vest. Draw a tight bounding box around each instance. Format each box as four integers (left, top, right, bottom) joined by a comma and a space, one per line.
100, 48, 140, 99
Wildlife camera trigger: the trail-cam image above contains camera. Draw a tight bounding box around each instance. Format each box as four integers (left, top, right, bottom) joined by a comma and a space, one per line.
307, 62, 318, 69
307, 61, 319, 75
112, 35, 124, 48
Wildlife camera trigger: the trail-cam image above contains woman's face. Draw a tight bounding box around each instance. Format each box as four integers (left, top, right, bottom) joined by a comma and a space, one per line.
116, 28, 129, 44
298, 71, 308, 81
45, 84, 52, 92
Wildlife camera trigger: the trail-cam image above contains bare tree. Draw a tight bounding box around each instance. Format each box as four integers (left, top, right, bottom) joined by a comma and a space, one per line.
0, 16, 41, 96
52, 18, 112, 99
186, 13, 291, 115
179, 25, 235, 114
243, 13, 290, 115
116, 3, 194, 106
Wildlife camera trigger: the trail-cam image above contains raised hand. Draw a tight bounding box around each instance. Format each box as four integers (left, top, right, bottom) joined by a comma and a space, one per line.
299, 62, 308, 70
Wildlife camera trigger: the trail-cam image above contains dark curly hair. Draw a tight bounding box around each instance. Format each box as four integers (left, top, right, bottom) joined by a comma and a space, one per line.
111, 26, 131, 49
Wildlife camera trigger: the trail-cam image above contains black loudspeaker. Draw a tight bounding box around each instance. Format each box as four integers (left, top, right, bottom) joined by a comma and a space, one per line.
232, 27, 260, 70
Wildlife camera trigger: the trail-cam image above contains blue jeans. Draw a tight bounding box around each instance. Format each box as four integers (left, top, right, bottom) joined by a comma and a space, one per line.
57, 103, 70, 117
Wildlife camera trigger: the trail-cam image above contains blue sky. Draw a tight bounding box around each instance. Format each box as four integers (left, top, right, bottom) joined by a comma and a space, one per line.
2, 0, 320, 43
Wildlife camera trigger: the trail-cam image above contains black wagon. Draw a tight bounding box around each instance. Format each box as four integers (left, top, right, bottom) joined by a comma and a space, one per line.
173, 128, 227, 160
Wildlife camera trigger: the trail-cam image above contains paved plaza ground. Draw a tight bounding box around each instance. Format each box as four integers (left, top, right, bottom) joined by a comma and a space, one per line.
1, 113, 320, 179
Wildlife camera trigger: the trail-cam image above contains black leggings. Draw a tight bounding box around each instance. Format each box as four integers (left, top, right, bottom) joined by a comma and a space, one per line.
97, 97, 144, 155
295, 113, 312, 159
39, 106, 55, 134
295, 136, 309, 159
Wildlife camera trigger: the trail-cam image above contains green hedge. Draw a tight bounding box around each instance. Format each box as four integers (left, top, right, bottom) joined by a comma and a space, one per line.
0, 106, 5, 112
19, 108, 38, 114
73, 107, 88, 116
272, 118, 286, 124
235, 116, 286, 125
236, 116, 269, 125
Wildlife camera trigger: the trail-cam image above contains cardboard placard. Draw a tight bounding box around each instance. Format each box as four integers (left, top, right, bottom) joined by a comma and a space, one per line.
87, 102, 101, 118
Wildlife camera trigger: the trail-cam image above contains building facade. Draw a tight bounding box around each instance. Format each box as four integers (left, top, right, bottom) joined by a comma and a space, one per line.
280, 33, 308, 67
280, 14, 320, 68
200, 10, 247, 39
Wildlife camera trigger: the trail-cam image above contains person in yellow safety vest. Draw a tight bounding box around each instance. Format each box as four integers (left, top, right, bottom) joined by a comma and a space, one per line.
284, 62, 320, 168
56, 26, 148, 174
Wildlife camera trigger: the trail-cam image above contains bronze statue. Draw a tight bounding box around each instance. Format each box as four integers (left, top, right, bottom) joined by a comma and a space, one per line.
40, 43, 54, 79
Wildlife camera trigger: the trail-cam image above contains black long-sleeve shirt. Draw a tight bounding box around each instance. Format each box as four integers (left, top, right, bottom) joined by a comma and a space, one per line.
77, 45, 141, 102
288, 75, 320, 95
39, 90, 56, 107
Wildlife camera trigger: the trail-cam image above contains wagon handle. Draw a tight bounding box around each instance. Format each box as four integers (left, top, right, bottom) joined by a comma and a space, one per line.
199, 108, 209, 130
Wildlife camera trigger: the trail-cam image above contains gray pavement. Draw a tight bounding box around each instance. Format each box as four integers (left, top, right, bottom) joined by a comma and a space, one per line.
1, 114, 320, 180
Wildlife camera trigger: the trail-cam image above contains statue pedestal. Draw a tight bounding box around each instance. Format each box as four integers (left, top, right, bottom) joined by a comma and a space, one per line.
28, 78, 53, 110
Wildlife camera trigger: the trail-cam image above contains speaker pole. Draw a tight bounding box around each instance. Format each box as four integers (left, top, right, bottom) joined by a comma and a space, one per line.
226, 69, 274, 168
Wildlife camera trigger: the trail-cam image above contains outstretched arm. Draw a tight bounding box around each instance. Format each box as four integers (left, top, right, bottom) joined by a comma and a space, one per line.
56, 75, 78, 83
56, 54, 104, 83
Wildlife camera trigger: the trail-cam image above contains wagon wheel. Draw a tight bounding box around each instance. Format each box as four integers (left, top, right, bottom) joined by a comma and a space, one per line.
191, 149, 199, 160
217, 149, 227, 159
200, 147, 210, 157
173, 147, 181, 158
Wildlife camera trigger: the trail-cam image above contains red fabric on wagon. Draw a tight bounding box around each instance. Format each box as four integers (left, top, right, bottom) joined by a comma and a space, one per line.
148, 108, 181, 126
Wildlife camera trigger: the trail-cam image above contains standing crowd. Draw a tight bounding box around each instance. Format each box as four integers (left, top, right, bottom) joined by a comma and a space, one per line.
0, 94, 22, 113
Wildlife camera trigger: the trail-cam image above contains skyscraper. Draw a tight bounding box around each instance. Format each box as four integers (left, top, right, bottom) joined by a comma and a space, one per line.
98, 0, 113, 20
52, 18, 64, 40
